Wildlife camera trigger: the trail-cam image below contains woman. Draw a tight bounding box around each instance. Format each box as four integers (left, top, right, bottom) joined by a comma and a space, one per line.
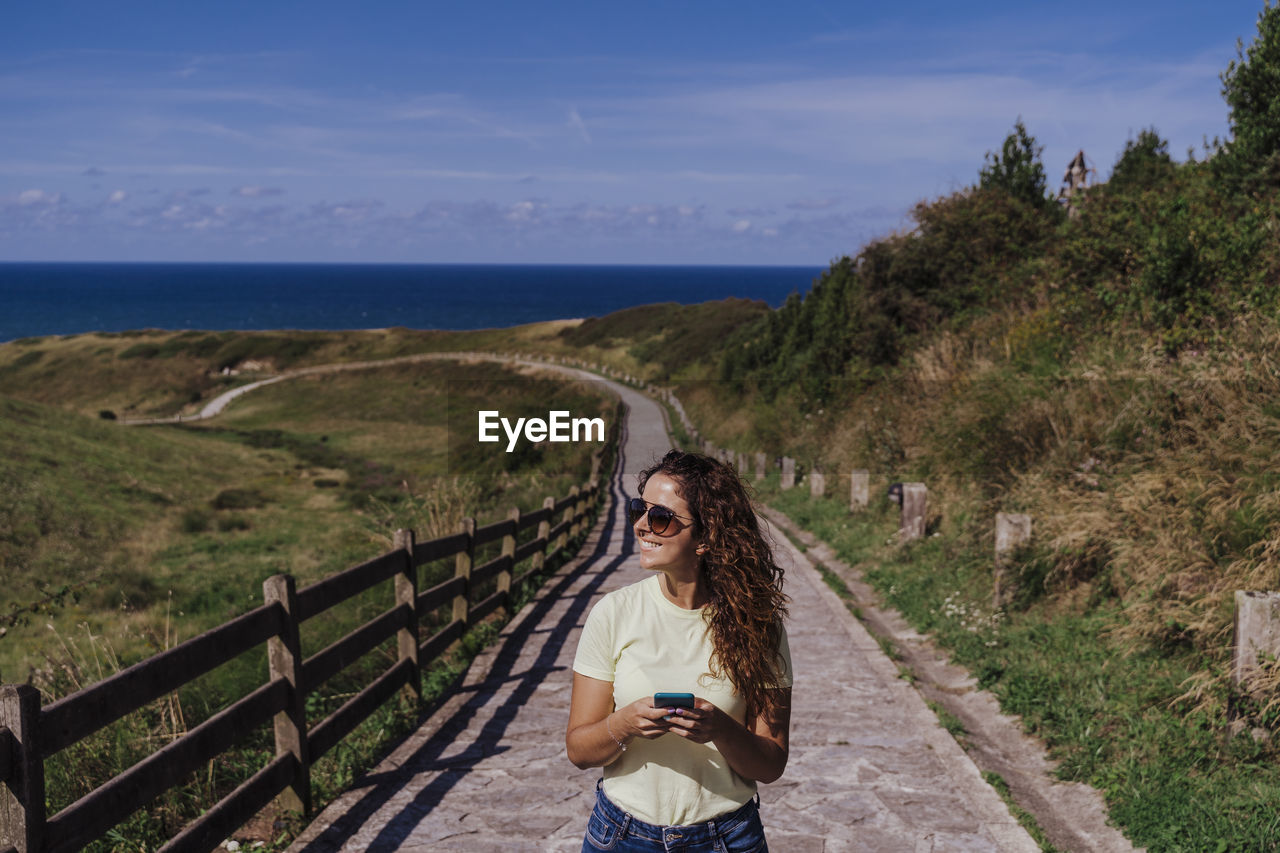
567, 449, 792, 852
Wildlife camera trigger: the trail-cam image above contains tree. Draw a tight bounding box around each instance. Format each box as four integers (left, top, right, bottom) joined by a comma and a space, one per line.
1109, 128, 1176, 191
1220, 0, 1280, 191
978, 118, 1053, 211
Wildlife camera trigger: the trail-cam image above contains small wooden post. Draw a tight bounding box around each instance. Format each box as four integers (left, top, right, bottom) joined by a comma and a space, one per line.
809, 469, 826, 498
993, 513, 1032, 607
532, 496, 554, 574
568, 485, 583, 539
393, 529, 421, 706
900, 483, 928, 542
1233, 591, 1280, 687
781, 457, 796, 490
1, 684, 44, 853
453, 518, 476, 626
755, 453, 766, 481
850, 469, 869, 510
558, 492, 574, 551
263, 574, 311, 814
499, 507, 519, 610
737, 452, 748, 474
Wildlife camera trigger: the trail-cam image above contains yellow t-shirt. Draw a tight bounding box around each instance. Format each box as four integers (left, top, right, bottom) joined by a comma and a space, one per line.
572, 574, 793, 826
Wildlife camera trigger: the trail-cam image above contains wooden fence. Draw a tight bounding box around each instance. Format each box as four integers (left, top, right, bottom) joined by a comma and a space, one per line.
0, 476, 605, 853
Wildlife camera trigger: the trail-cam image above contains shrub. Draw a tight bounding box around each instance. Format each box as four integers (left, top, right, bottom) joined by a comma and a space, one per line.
1109, 128, 1177, 190
179, 509, 210, 533
118, 343, 161, 360
1219, 0, 1280, 193
210, 488, 268, 510
978, 118, 1057, 213
12, 350, 44, 368
216, 515, 251, 532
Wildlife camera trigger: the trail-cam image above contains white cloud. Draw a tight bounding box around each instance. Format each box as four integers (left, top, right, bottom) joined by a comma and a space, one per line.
568, 108, 592, 144
17, 189, 59, 206
732, 219, 752, 232
108, 190, 128, 204
787, 198, 838, 210
235, 185, 281, 198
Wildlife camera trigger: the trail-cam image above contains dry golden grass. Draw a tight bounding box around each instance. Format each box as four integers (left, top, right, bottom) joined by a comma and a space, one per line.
694, 303, 1280, 729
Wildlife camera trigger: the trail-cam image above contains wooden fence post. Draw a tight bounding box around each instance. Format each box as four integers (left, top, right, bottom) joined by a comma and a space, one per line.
1233, 591, 1280, 687
781, 457, 796, 490
557, 489, 575, 551
589, 449, 603, 484
263, 574, 310, 815
578, 484, 591, 529
453, 518, 476, 626
755, 452, 766, 481
993, 513, 1032, 607
809, 469, 826, 498
850, 470, 869, 510
532, 496, 554, 574
900, 483, 928, 542
1, 684, 44, 853
568, 485, 583, 539
393, 529, 421, 706
500, 507, 519, 611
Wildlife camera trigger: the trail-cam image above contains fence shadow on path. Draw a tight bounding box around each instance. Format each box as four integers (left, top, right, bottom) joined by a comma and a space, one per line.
293, 437, 637, 852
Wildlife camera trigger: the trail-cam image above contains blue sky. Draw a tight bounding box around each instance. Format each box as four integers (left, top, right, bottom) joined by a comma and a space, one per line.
0, 1, 1267, 265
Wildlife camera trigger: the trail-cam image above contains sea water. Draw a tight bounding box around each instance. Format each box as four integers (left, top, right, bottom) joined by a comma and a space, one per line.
0, 262, 823, 342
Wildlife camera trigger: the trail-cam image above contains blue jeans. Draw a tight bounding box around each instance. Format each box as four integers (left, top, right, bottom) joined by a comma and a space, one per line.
581, 782, 768, 852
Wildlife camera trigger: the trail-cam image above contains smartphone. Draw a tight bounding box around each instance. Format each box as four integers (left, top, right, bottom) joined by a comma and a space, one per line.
653, 692, 695, 710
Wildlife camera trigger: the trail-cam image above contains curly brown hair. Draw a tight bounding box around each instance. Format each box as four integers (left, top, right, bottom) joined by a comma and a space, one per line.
638, 450, 790, 722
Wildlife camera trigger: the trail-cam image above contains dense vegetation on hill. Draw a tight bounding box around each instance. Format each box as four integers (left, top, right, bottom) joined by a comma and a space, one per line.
656, 6, 1280, 848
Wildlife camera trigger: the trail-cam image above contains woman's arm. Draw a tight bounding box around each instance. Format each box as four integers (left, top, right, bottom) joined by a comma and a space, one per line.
662, 688, 791, 783
565, 672, 672, 769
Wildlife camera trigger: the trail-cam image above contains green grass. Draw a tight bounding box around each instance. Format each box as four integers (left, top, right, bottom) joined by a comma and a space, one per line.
762, 481, 1280, 852
926, 700, 967, 740
0, 322, 593, 419
981, 771, 1063, 852
0, 350, 617, 850
812, 561, 853, 600
0, 345, 622, 849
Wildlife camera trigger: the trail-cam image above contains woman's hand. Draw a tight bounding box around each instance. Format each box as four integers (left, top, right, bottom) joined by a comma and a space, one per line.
657, 698, 725, 744
567, 674, 675, 768
658, 691, 792, 783
611, 696, 677, 741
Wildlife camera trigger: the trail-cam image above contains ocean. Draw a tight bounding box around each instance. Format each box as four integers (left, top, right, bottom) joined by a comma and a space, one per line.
0, 262, 824, 343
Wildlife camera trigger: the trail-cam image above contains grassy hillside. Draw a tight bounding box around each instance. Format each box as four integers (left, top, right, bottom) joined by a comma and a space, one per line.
0, 351, 617, 847
0, 322, 580, 418
0, 358, 613, 685
610, 8, 1280, 849
0, 298, 760, 420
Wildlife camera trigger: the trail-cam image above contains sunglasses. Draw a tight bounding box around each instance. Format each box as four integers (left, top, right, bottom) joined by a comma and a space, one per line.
627, 497, 693, 535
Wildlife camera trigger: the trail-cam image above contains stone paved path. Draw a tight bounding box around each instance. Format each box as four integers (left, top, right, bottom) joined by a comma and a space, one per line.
287, 380, 1038, 852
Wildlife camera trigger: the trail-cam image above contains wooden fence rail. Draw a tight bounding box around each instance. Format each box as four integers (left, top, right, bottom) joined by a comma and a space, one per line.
0, 477, 605, 853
